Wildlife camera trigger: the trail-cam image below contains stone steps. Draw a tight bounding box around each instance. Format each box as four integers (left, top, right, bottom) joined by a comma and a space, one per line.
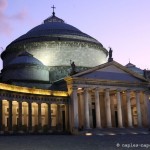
79, 128, 150, 136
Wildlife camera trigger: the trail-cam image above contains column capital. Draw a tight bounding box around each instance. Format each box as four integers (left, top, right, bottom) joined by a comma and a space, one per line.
116, 88, 121, 92
144, 90, 150, 95
72, 86, 78, 91
104, 88, 110, 92
18, 100, 23, 103
95, 87, 100, 91
126, 89, 131, 92
84, 87, 90, 91
135, 90, 140, 93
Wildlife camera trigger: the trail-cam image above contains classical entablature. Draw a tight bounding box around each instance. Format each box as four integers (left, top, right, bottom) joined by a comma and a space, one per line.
0, 83, 68, 97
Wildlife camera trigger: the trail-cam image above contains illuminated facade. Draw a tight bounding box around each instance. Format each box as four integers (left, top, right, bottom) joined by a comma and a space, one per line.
0, 83, 68, 133
0, 10, 150, 134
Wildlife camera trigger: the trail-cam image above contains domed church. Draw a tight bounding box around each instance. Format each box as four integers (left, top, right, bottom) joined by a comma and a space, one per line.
1, 7, 107, 86
0, 7, 150, 135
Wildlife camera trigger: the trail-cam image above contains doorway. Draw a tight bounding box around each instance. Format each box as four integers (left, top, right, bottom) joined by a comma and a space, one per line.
115, 111, 118, 127
92, 109, 96, 128
62, 110, 66, 131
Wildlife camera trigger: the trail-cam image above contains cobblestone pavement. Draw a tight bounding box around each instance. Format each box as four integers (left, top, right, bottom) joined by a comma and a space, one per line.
0, 134, 150, 150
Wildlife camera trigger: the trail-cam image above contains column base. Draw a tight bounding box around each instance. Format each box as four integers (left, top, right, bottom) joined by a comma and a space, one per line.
9, 131, 13, 134
84, 125, 91, 129
84, 128, 91, 131
96, 126, 102, 129
128, 126, 133, 128
48, 130, 53, 133
28, 130, 33, 133
38, 130, 43, 133
107, 126, 112, 128
72, 127, 79, 135
0, 131, 4, 134
58, 129, 63, 132
18, 130, 24, 134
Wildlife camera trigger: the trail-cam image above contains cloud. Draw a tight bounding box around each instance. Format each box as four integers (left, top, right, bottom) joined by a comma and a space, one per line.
0, 19, 12, 36
0, 0, 8, 11
0, 0, 12, 36
10, 9, 27, 21
0, 0, 27, 36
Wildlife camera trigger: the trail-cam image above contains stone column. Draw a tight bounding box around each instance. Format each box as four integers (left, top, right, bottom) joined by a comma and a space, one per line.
95, 88, 101, 128
79, 93, 84, 128
57, 104, 61, 130
8, 100, 13, 132
65, 104, 69, 131
18, 101, 22, 131
72, 86, 79, 129
135, 91, 142, 127
105, 88, 112, 128
144, 92, 150, 127
47, 103, 52, 130
126, 90, 133, 127
0, 100, 3, 132
38, 103, 42, 130
28, 102, 32, 131
116, 89, 123, 128
89, 91, 93, 128
84, 87, 90, 129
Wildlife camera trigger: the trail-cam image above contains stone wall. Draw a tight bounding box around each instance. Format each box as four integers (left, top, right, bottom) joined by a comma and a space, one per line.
2, 40, 108, 81
3, 41, 107, 67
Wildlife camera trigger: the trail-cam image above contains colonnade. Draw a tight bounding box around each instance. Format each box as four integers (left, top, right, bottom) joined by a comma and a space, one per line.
72, 87, 150, 130
0, 100, 68, 133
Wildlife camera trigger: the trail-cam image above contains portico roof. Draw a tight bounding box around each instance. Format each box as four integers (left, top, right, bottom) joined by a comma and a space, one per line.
71, 61, 148, 82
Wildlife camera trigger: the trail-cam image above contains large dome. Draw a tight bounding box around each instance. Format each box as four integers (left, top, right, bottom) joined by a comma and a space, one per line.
1, 12, 108, 82
10, 15, 101, 46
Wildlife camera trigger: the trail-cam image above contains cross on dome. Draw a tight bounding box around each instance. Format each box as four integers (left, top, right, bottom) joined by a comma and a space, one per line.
51, 5, 56, 16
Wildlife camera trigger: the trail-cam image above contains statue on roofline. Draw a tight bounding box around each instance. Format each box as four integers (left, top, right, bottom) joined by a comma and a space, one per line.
108, 47, 113, 62
70, 60, 77, 75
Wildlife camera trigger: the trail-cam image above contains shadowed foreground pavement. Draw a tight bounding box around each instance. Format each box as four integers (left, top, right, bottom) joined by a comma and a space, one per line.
0, 134, 150, 150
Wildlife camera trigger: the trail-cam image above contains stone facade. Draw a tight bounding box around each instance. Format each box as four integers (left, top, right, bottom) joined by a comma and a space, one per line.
0, 12, 150, 136
0, 83, 69, 133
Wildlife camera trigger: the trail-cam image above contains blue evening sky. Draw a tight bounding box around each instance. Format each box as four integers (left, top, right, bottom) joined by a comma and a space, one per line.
0, 0, 150, 70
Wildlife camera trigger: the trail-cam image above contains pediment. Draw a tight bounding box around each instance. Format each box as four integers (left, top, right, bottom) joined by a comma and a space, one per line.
73, 61, 147, 83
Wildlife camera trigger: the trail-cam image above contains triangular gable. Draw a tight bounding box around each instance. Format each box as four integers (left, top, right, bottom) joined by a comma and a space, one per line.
73, 61, 147, 83
98, 65, 127, 73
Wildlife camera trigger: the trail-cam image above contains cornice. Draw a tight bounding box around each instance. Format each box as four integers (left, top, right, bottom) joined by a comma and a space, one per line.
3, 40, 107, 58
0, 83, 68, 97
65, 77, 149, 88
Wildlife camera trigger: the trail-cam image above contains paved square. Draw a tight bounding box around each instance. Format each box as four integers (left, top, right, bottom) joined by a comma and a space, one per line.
0, 134, 150, 150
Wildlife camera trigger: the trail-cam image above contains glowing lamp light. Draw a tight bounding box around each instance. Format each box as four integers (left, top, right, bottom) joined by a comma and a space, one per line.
131, 132, 138, 134
108, 133, 116, 135
78, 88, 82, 90
85, 132, 92, 136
